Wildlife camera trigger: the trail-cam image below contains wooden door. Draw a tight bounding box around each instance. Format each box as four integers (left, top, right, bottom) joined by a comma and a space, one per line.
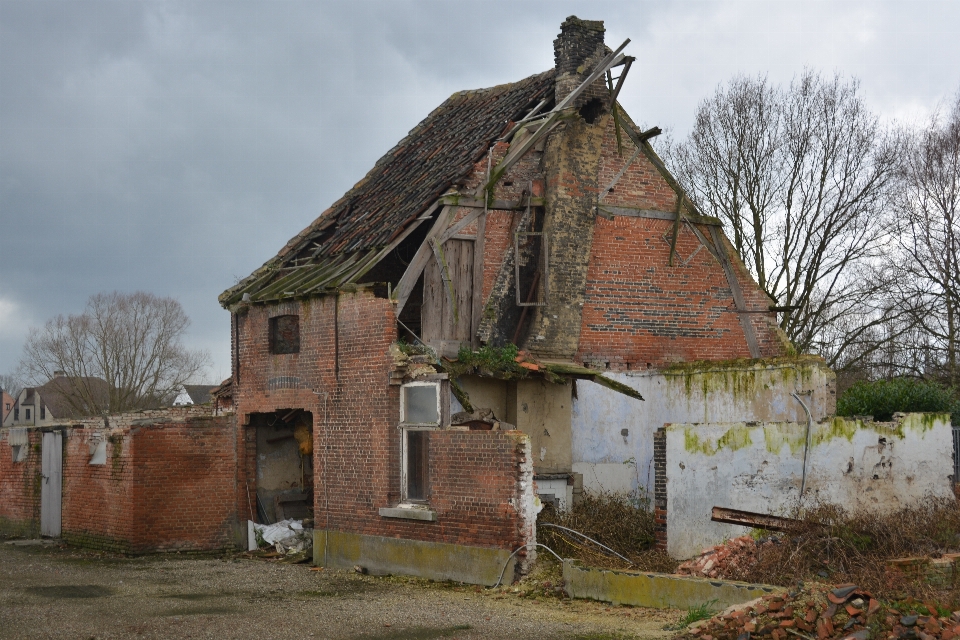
422, 238, 474, 356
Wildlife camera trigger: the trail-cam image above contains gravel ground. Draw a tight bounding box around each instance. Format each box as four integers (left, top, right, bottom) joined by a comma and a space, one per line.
0, 541, 681, 640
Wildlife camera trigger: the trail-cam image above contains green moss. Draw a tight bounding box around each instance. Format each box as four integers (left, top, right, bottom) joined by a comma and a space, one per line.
762, 423, 807, 455
811, 417, 860, 445
684, 424, 753, 455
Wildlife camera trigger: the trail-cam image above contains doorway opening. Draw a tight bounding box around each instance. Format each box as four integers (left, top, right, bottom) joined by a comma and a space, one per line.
248, 410, 314, 525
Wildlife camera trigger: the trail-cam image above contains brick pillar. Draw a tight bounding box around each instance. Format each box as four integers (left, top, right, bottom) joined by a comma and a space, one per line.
653, 426, 667, 551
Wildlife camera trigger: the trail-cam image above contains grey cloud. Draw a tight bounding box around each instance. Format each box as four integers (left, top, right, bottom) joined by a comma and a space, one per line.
1, 0, 958, 378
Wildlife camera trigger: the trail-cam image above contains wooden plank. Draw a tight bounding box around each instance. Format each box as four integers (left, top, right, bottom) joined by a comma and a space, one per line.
454, 239, 474, 341
421, 247, 444, 344
438, 239, 458, 337
394, 205, 456, 315
486, 40, 631, 191
668, 195, 684, 267
471, 210, 486, 349
439, 195, 544, 210
711, 506, 818, 532
598, 144, 643, 201
340, 201, 439, 284
708, 226, 762, 358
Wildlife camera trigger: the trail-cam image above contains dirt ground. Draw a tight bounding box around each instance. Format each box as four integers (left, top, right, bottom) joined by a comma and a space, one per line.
0, 541, 682, 640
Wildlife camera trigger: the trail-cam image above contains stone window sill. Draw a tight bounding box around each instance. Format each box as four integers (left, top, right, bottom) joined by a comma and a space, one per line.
378, 505, 437, 522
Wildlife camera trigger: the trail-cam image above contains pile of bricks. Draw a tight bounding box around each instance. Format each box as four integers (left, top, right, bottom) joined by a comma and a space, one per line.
676, 535, 768, 578
683, 583, 960, 640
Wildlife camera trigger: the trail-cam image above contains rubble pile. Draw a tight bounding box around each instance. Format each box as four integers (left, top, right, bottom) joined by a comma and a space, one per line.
677, 536, 770, 579
682, 583, 960, 640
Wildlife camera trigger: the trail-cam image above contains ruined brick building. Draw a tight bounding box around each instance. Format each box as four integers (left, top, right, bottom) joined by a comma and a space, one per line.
220, 17, 835, 583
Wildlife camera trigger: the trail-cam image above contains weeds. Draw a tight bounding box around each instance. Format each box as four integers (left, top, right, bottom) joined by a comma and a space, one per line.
673, 600, 719, 628
718, 498, 960, 600
537, 492, 678, 573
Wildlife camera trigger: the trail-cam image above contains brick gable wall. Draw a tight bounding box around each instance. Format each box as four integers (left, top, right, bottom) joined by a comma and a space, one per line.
576, 116, 787, 369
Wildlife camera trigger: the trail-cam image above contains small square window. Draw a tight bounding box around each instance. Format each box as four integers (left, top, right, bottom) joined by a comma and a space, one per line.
269, 315, 300, 354
401, 383, 440, 426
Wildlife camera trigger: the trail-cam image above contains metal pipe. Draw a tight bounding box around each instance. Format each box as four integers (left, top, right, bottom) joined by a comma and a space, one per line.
537, 523, 633, 565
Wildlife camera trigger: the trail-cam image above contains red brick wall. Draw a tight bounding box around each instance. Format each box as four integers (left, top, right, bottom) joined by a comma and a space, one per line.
61, 428, 136, 549
597, 117, 677, 212
130, 419, 238, 551
59, 416, 238, 552
0, 430, 41, 537
235, 291, 533, 552
1, 415, 238, 551
575, 116, 787, 369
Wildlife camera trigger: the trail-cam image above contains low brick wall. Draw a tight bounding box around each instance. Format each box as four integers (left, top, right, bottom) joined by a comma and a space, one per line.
1, 410, 240, 552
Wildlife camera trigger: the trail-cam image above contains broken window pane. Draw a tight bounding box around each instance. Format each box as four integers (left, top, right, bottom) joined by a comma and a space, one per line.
269, 315, 300, 354
403, 384, 438, 425
406, 430, 429, 501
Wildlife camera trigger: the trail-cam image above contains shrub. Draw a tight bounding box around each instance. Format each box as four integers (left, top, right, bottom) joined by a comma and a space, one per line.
836, 377, 959, 422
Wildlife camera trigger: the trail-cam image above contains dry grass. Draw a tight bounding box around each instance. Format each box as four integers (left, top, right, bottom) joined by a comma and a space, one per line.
722, 498, 960, 601
537, 492, 678, 573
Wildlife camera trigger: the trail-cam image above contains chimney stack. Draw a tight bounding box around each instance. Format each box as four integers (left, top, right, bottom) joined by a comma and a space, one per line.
553, 16, 608, 106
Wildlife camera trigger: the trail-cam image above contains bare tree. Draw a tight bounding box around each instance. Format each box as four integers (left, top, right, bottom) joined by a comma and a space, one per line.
0, 373, 24, 399
666, 71, 902, 369
892, 92, 960, 386
18, 292, 210, 416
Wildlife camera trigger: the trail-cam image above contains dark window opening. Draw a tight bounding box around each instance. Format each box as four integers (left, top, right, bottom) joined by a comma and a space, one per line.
14, 408, 19, 421
579, 97, 605, 124
269, 315, 300, 354
25, 408, 31, 421
515, 230, 548, 307
406, 430, 429, 502
40, 406, 45, 420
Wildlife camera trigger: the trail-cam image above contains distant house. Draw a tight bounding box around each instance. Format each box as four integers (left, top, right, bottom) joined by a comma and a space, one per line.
171, 384, 216, 407
1, 390, 13, 424
1, 372, 111, 426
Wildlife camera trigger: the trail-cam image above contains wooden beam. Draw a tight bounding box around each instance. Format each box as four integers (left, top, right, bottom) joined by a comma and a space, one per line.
668, 195, 684, 267
471, 209, 486, 349
485, 40, 631, 192
394, 205, 456, 315
439, 194, 544, 210
711, 506, 818, 532
340, 201, 440, 285
595, 205, 722, 226
598, 144, 643, 202
708, 226, 762, 358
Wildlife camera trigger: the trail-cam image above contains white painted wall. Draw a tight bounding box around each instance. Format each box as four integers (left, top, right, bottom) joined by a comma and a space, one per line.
571, 357, 835, 497
664, 414, 954, 559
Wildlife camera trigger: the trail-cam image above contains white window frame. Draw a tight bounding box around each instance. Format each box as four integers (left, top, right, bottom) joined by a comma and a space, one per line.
398, 377, 449, 504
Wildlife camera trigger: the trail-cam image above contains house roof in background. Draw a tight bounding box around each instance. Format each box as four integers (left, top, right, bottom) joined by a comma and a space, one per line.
220, 69, 555, 307
182, 384, 214, 405
36, 376, 111, 419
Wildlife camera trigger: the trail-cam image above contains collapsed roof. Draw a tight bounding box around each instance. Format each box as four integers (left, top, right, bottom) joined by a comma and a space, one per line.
220, 71, 555, 308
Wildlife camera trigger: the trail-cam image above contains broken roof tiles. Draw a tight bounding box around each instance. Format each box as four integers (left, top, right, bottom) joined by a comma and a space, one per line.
221, 70, 555, 307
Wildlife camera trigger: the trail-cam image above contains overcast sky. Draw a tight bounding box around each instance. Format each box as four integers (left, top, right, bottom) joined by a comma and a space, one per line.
1, 0, 958, 382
